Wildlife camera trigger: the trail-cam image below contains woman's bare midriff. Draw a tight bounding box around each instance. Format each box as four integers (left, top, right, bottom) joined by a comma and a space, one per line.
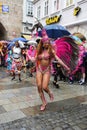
39, 59, 50, 67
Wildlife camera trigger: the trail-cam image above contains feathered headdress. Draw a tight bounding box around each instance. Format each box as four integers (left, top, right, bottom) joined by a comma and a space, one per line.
41, 29, 50, 43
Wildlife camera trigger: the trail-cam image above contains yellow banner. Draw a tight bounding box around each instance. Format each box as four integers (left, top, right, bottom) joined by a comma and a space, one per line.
46, 15, 62, 25
0, 6, 2, 13
0, 2, 2, 13
0, 2, 2, 5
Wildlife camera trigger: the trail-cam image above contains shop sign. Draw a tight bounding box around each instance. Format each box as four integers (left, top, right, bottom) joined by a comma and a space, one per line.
73, 6, 81, 16
46, 15, 62, 25
2, 5, 9, 13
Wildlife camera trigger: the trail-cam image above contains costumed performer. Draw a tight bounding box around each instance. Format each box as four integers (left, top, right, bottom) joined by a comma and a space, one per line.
11, 41, 23, 81
30, 29, 70, 111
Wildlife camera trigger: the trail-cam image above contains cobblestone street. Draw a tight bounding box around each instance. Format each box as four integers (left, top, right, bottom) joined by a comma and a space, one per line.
0, 67, 87, 130
0, 98, 87, 130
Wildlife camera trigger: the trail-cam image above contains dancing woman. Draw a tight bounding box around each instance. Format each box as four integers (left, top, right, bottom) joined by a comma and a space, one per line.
30, 31, 70, 111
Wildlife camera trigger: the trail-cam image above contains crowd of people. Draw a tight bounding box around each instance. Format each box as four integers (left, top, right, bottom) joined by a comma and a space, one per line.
0, 40, 37, 81
0, 31, 87, 111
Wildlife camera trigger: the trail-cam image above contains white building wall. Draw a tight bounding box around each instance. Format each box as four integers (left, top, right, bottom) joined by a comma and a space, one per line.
22, 0, 34, 35
62, 0, 87, 26
33, 0, 87, 39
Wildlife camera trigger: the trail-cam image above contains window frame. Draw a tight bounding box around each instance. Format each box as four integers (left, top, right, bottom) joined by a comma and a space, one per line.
26, 0, 33, 16
44, 0, 49, 16
37, 6, 41, 19
54, 0, 59, 11
66, 0, 74, 7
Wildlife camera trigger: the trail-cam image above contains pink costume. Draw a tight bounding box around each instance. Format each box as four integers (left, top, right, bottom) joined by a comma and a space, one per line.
36, 29, 51, 74
72, 45, 85, 74
78, 45, 85, 65
37, 51, 51, 74
26, 45, 36, 61
11, 59, 22, 74
54, 36, 79, 75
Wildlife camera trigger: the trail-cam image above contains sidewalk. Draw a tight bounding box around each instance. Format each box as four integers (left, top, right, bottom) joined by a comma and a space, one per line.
0, 69, 87, 129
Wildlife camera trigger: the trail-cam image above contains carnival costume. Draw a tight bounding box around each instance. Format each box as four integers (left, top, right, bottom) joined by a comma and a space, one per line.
26, 45, 36, 75
58, 37, 78, 72
30, 20, 80, 111
11, 46, 22, 75
6, 50, 12, 72
36, 23, 79, 76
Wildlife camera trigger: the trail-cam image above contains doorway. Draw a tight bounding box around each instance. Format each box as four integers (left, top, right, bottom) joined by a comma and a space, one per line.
0, 22, 7, 40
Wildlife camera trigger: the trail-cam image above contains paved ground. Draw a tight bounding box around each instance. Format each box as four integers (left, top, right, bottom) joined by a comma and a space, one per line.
0, 67, 87, 130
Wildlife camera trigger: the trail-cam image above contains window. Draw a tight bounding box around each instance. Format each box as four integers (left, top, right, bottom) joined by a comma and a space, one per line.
66, 0, 73, 7
54, 0, 59, 11
26, 0, 33, 16
44, 0, 49, 16
56, 0, 59, 10
37, 6, 41, 19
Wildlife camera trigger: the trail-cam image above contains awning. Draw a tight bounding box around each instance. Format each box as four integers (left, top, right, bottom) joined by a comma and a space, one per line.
22, 35, 32, 40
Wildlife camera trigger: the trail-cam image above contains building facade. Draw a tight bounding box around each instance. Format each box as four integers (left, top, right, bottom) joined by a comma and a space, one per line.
33, 0, 87, 39
22, 0, 34, 39
0, 0, 23, 40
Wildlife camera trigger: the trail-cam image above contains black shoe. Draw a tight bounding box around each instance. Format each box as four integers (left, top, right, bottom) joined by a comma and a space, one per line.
78, 80, 82, 83
53, 81, 59, 88
11, 77, 15, 80
69, 79, 73, 84
53, 81, 57, 86
80, 81, 85, 85
63, 78, 66, 82
69, 81, 73, 84
56, 83, 60, 88
19, 78, 22, 82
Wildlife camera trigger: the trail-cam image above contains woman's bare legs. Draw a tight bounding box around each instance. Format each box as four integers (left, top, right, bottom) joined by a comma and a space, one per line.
36, 71, 47, 110
42, 72, 54, 101
11, 70, 15, 80
17, 66, 22, 81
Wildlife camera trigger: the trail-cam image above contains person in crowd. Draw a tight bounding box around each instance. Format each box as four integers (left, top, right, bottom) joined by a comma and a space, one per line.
21, 47, 27, 73
30, 29, 70, 111
68, 33, 86, 84
11, 41, 23, 81
77, 45, 85, 85
70, 44, 85, 84
71, 35, 86, 85
6, 49, 13, 74
26, 44, 36, 77
0, 42, 3, 66
79, 42, 87, 85
0, 42, 8, 67
52, 60, 66, 88
83, 43, 87, 82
